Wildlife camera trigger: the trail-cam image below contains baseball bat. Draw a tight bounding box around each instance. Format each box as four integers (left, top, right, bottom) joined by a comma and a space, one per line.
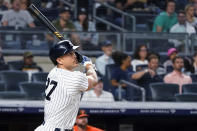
28, 4, 65, 41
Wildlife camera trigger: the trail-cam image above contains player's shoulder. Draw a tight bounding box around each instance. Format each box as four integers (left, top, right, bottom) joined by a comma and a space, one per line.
73, 71, 87, 79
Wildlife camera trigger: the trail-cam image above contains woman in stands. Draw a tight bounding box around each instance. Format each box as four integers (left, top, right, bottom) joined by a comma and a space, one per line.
185, 4, 197, 31
111, 51, 135, 101
74, 7, 98, 50
132, 45, 148, 72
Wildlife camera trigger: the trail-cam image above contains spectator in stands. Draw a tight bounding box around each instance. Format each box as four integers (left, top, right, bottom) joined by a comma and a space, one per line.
170, 10, 196, 50
95, 40, 114, 76
164, 56, 192, 93
193, 0, 197, 16
1, 0, 35, 29
82, 78, 114, 102
132, 45, 148, 72
74, 110, 104, 131
163, 48, 178, 71
185, 4, 197, 30
191, 52, 197, 74
0, 0, 8, 11
111, 51, 134, 100
74, 8, 98, 49
124, 0, 146, 12
53, 6, 75, 31
20, 0, 29, 10
52, 6, 80, 46
20, 51, 42, 72
152, 0, 177, 32
132, 54, 163, 100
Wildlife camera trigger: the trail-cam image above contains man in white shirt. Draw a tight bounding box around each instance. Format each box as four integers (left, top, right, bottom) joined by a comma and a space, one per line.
95, 40, 114, 76
1, 0, 35, 29
82, 78, 114, 102
170, 10, 196, 48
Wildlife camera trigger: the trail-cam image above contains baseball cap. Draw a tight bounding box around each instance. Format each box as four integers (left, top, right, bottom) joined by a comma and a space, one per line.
77, 110, 89, 119
167, 48, 177, 56
101, 40, 112, 47
24, 51, 33, 58
59, 6, 71, 14
78, 8, 87, 15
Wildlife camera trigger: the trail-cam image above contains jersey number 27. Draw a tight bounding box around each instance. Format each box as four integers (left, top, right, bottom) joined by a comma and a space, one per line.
45, 78, 58, 101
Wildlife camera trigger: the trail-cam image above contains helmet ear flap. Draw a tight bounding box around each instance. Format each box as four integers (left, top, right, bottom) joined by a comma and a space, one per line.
75, 52, 83, 63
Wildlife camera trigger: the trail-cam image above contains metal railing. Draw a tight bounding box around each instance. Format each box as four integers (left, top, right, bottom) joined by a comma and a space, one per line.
123, 32, 191, 56
93, 1, 136, 32
119, 80, 146, 102
62, 0, 78, 19
0, 30, 121, 56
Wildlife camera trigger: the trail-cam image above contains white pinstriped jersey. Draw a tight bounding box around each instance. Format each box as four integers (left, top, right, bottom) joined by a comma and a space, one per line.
35, 67, 88, 130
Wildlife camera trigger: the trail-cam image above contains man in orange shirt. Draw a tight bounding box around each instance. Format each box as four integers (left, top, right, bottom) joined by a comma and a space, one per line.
73, 110, 104, 131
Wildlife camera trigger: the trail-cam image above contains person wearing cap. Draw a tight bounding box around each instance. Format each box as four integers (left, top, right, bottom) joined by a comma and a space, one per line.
164, 56, 192, 93
52, 6, 75, 31
95, 40, 114, 76
74, 7, 98, 49
73, 110, 104, 131
81, 77, 114, 102
163, 48, 178, 72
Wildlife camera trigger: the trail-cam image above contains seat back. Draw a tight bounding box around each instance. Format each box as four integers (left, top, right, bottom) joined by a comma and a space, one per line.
32, 72, 48, 82
175, 93, 197, 102
19, 82, 45, 100
182, 83, 197, 94
190, 74, 197, 82
150, 82, 179, 101
7, 61, 22, 70
0, 71, 28, 91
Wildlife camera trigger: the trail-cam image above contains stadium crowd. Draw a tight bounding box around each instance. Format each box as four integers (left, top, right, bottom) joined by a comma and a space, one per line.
0, 0, 197, 102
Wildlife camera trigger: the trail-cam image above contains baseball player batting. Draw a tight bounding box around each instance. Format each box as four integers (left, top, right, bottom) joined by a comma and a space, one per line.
34, 40, 98, 131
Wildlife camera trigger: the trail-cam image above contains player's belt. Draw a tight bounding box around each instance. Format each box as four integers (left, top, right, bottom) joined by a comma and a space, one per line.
42, 121, 73, 131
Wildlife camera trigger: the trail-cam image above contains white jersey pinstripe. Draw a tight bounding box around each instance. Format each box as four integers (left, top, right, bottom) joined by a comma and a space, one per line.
35, 67, 88, 131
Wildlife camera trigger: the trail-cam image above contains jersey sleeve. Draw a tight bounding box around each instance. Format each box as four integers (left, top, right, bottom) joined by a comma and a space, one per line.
75, 72, 88, 92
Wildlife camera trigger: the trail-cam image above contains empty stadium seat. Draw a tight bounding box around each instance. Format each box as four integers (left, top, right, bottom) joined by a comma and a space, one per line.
175, 93, 197, 102
166, 66, 173, 73
7, 61, 22, 70
150, 82, 179, 101
190, 74, 197, 82
19, 82, 45, 100
182, 83, 197, 94
0, 91, 26, 99
32, 72, 48, 82
0, 71, 28, 91
0, 81, 5, 91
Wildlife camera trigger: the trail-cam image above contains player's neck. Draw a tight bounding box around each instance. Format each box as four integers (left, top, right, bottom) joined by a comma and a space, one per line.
57, 64, 73, 71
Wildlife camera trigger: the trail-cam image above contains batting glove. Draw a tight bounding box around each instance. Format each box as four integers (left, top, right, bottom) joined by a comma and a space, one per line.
81, 55, 93, 67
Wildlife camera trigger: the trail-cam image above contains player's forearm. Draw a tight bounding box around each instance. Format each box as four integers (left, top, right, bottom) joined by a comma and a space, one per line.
86, 64, 98, 90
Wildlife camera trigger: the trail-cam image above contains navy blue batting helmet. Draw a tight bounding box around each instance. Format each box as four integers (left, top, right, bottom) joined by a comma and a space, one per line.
49, 40, 83, 65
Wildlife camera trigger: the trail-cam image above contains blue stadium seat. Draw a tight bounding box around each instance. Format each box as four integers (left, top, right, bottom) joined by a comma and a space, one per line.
175, 93, 197, 102
150, 82, 179, 101
7, 61, 22, 70
0, 71, 28, 91
0, 91, 26, 99
32, 72, 48, 82
166, 66, 173, 73
190, 74, 197, 82
19, 82, 45, 100
103, 64, 117, 92
182, 83, 197, 94
0, 81, 5, 91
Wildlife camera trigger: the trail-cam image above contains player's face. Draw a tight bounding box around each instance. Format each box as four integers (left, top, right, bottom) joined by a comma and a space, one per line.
76, 117, 88, 129
57, 51, 79, 70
